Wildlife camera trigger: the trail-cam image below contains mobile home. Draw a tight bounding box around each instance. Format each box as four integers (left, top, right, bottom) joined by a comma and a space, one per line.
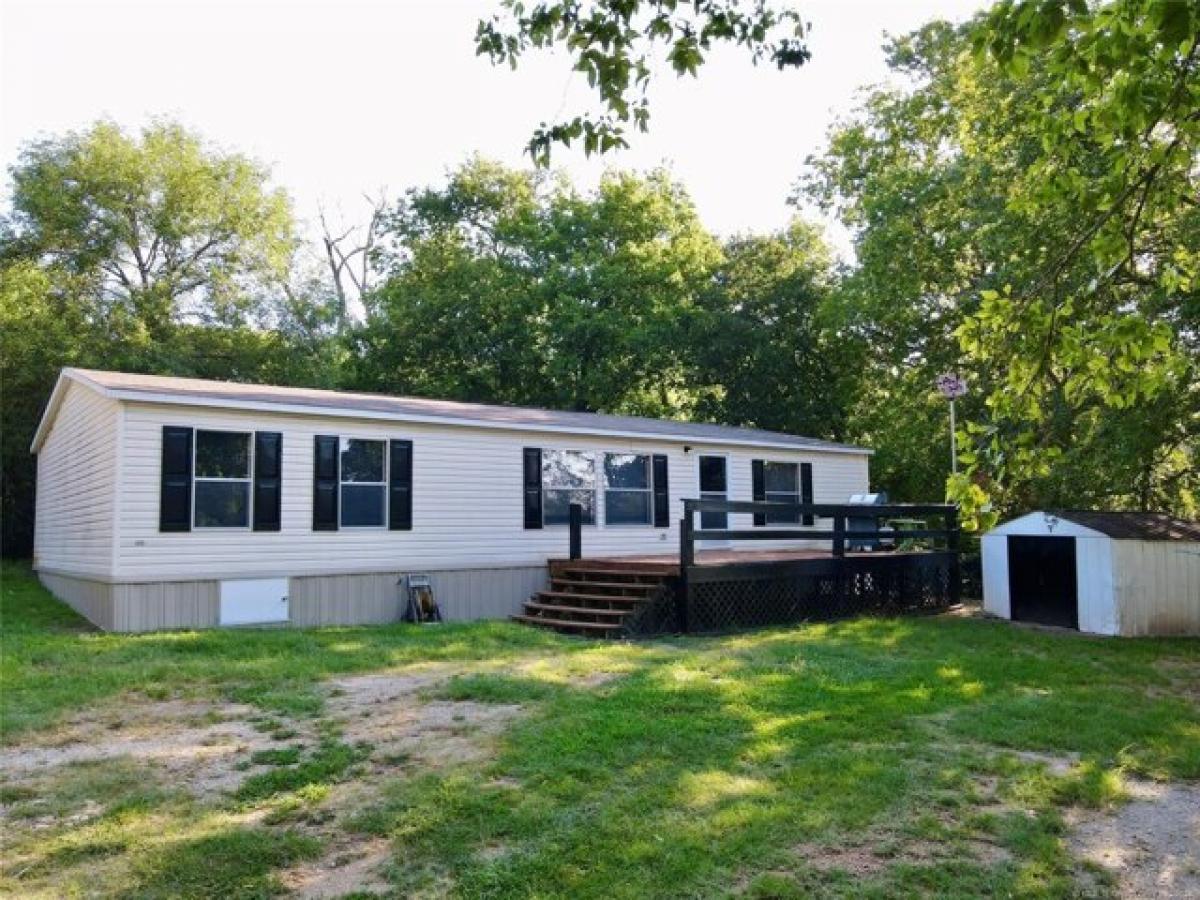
31, 369, 872, 632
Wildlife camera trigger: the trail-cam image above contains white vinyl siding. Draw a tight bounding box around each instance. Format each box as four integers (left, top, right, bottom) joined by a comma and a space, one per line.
1111, 540, 1200, 637
981, 511, 1200, 637
33, 380, 120, 577
111, 400, 871, 581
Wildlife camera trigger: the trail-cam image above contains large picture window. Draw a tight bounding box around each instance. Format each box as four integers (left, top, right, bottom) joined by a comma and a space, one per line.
604, 453, 651, 525
194, 430, 251, 528
542, 450, 595, 526
763, 461, 800, 524
340, 438, 386, 527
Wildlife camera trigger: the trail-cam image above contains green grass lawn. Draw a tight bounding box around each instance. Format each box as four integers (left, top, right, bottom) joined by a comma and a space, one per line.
2, 560, 1198, 899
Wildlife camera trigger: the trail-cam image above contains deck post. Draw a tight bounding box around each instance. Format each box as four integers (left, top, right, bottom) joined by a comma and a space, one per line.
568, 503, 582, 560
680, 504, 695, 569
946, 505, 961, 606
832, 513, 846, 558
678, 504, 694, 633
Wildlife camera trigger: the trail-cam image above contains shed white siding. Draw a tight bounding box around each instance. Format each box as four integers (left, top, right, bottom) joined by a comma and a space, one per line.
33, 380, 120, 578
1111, 540, 1200, 636
982, 511, 1200, 636
113, 400, 869, 581
981, 514, 1118, 635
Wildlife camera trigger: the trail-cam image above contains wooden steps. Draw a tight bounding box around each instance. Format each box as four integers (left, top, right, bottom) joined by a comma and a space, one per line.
513, 560, 678, 637
551, 579, 662, 592
523, 602, 629, 617
511, 615, 623, 633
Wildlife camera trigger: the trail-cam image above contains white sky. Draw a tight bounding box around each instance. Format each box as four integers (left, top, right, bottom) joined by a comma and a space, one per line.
1, 0, 987, 251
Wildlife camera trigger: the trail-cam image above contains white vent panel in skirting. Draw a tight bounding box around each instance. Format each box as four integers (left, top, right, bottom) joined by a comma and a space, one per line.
219, 578, 290, 626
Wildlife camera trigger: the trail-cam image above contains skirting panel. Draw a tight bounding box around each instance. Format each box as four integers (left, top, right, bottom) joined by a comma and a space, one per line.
38, 566, 549, 632
38, 572, 115, 631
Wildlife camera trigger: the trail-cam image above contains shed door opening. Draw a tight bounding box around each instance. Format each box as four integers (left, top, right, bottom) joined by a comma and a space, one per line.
1007, 536, 1078, 629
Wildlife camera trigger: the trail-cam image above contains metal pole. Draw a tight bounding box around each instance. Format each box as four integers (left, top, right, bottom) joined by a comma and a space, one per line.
949, 398, 958, 476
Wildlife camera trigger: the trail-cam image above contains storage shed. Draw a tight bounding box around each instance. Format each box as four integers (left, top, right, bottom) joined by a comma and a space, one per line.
982, 511, 1200, 636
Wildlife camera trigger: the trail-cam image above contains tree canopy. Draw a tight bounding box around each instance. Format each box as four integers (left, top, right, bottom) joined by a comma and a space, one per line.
805, 2, 1198, 525
349, 158, 845, 435
0, 121, 339, 556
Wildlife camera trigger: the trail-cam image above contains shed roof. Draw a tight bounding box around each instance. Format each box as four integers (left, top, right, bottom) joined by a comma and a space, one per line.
33, 368, 871, 455
1047, 510, 1200, 542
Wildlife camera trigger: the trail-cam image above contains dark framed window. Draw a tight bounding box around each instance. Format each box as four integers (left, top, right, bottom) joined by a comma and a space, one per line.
763, 461, 800, 525
194, 430, 252, 528
698, 455, 728, 530
340, 438, 386, 527
542, 449, 596, 526
604, 453, 652, 525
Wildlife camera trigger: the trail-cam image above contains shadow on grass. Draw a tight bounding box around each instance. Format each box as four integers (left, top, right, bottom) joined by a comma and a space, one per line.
127, 826, 320, 899
349, 616, 1199, 897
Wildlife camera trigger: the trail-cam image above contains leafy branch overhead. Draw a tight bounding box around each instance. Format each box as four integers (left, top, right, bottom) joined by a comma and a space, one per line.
476, 0, 811, 164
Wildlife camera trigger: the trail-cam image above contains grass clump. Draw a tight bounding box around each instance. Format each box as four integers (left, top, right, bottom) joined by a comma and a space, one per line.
128, 826, 320, 898
235, 739, 372, 801
249, 745, 304, 767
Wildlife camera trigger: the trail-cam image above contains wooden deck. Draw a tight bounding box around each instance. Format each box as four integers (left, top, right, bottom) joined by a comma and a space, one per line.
519, 500, 963, 637
548, 547, 891, 577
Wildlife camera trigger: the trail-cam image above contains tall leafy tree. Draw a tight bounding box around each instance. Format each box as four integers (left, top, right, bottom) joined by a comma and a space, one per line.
691, 222, 855, 442
4, 120, 296, 336
353, 159, 722, 415
806, 6, 1198, 522
959, 0, 1200, 520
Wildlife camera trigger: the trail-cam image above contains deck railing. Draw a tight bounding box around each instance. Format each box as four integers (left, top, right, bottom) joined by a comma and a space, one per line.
561, 499, 963, 634
675, 499, 962, 633
565, 499, 960, 563
679, 499, 960, 567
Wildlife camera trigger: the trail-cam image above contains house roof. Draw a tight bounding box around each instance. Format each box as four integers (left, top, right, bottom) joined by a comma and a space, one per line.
32, 368, 871, 455
1044, 510, 1200, 542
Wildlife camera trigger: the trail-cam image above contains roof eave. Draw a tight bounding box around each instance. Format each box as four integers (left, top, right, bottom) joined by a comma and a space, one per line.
105, 388, 874, 455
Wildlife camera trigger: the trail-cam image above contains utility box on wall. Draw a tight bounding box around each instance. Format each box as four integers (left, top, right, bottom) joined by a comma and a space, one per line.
219, 578, 289, 626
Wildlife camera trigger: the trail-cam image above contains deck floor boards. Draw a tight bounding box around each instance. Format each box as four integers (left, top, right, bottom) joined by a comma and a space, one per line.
551, 548, 915, 577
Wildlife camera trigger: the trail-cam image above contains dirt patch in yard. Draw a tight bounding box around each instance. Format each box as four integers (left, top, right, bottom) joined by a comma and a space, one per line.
0, 699, 276, 798
1068, 779, 1200, 899
328, 670, 523, 768
275, 669, 526, 897
792, 829, 1009, 878
1, 663, 530, 898
280, 836, 393, 899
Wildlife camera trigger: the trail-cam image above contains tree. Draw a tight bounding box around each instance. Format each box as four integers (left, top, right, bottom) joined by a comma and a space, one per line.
3, 120, 296, 335
958, 0, 1200, 520
319, 194, 387, 332
691, 222, 855, 442
0, 263, 102, 557
476, 0, 810, 164
805, 6, 1198, 522
352, 159, 722, 416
